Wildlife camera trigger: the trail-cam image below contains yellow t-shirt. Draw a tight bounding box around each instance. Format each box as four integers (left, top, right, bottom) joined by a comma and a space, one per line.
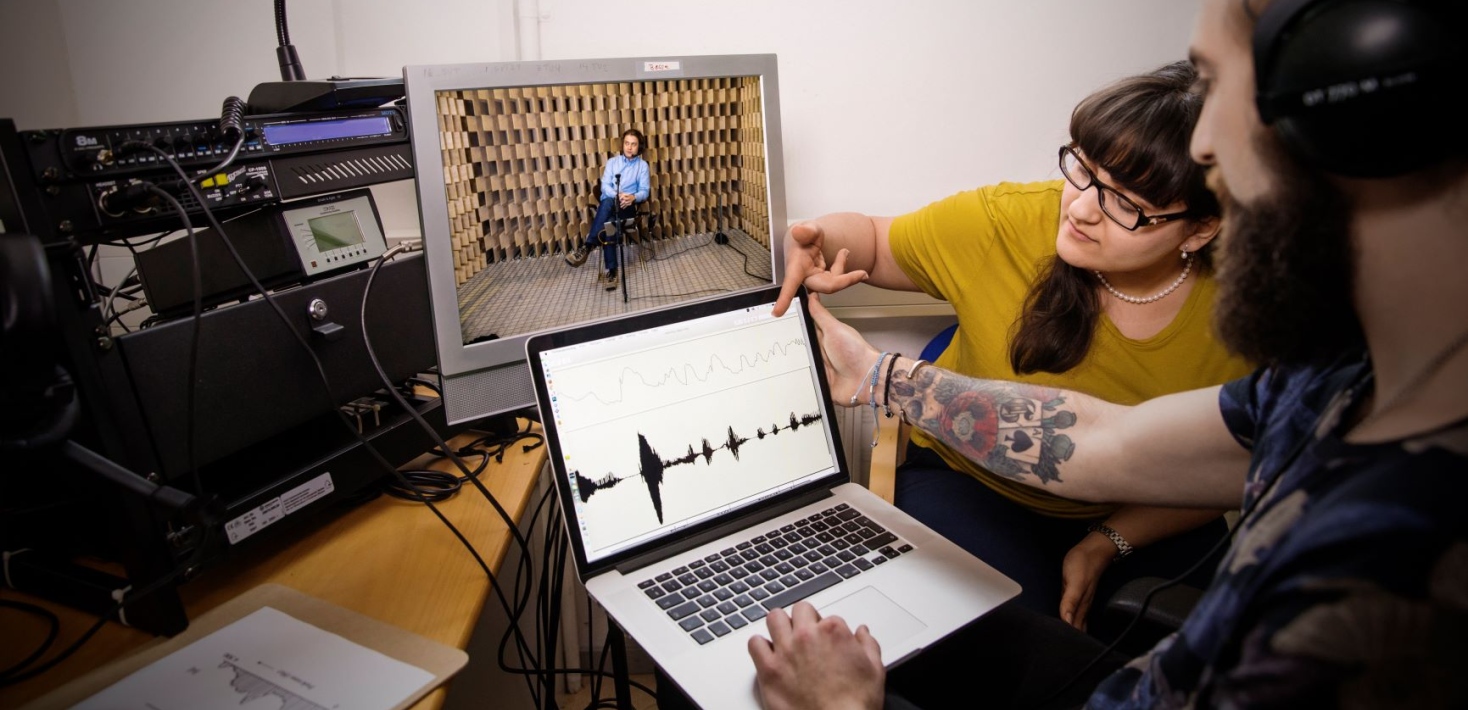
888, 180, 1254, 519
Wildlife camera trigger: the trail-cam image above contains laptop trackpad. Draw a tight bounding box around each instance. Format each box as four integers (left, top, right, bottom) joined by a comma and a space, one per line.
816, 586, 926, 647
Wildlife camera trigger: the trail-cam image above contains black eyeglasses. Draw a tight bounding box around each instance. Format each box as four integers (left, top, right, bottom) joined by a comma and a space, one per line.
1058, 145, 1195, 231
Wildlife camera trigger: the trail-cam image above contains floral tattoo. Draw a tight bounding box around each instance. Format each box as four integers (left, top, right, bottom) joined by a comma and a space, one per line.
892, 368, 1077, 483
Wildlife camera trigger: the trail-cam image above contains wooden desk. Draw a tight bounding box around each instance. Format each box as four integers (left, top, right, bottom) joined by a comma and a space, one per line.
0, 423, 547, 710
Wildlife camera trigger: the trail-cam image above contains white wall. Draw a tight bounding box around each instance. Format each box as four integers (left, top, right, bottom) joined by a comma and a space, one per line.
538, 0, 1199, 218
0, 0, 1201, 304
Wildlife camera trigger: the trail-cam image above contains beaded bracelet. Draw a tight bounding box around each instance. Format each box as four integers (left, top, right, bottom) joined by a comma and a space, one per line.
863, 349, 886, 404
849, 351, 886, 406
866, 352, 889, 409
881, 353, 902, 418
852, 351, 887, 406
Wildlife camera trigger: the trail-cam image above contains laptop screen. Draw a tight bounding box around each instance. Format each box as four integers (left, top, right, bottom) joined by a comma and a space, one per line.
529, 288, 844, 569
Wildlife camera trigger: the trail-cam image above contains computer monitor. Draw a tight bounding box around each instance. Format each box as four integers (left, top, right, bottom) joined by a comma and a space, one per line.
405, 54, 788, 425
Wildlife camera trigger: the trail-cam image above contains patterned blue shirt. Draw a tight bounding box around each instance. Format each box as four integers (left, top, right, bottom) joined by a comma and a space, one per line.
1088, 353, 1468, 708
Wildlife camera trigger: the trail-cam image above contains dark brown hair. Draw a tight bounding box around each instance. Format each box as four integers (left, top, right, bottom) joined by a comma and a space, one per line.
1009, 61, 1221, 375
621, 128, 646, 156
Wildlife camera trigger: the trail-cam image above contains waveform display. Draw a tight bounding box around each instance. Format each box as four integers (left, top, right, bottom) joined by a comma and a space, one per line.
571, 410, 824, 523
558, 338, 808, 410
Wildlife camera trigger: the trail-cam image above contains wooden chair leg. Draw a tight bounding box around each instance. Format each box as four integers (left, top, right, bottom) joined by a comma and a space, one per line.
868, 421, 904, 504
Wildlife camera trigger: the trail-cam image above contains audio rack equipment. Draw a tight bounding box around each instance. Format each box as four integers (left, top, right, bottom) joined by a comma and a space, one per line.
134, 188, 390, 318
0, 108, 445, 637
16, 106, 413, 244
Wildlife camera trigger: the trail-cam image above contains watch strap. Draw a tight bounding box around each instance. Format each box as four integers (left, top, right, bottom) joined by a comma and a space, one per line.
1088, 522, 1134, 560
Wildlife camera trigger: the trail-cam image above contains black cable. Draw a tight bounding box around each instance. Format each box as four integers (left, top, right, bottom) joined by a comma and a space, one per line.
194, 97, 246, 180
380, 469, 462, 502
498, 484, 557, 705
357, 252, 544, 516
0, 523, 218, 687
621, 232, 772, 303
142, 185, 206, 501
647, 233, 718, 262
544, 503, 568, 710
356, 245, 541, 556
3, 183, 212, 684
1027, 534, 1227, 709
126, 145, 550, 695
444, 421, 542, 464
1029, 414, 1321, 709
484, 425, 659, 707
508, 478, 557, 705
532, 488, 562, 710
494, 484, 609, 708
355, 246, 554, 701
380, 448, 491, 502
625, 286, 733, 303
583, 596, 619, 710
470, 429, 545, 465
585, 636, 614, 710
716, 234, 774, 281
503, 479, 557, 660
100, 229, 175, 250
535, 510, 555, 709
586, 593, 601, 704
119, 147, 632, 707
0, 600, 59, 679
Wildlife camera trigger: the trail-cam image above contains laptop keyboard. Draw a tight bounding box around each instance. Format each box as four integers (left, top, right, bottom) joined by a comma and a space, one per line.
636, 503, 915, 645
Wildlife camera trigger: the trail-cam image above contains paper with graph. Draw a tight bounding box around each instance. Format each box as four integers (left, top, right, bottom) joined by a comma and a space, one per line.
73, 606, 433, 710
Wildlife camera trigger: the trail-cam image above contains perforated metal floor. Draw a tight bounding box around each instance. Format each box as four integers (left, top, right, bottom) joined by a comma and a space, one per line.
457, 230, 773, 343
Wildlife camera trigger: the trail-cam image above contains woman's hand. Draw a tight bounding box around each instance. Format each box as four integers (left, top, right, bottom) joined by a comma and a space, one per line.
808, 297, 881, 407
1059, 533, 1116, 631
773, 222, 869, 316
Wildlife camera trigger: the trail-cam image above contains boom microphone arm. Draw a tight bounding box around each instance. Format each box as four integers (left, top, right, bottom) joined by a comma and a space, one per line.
246, 0, 404, 113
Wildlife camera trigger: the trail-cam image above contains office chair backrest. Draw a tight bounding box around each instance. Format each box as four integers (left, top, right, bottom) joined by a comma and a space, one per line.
921, 323, 957, 364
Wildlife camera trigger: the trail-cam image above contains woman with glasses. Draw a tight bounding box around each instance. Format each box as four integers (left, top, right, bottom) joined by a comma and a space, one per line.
772, 61, 1252, 638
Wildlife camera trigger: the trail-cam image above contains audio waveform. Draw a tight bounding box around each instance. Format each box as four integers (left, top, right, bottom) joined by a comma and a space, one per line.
221, 660, 328, 710
570, 410, 824, 523
561, 338, 807, 408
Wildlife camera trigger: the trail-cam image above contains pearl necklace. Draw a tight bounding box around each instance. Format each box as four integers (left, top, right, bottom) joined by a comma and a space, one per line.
1095, 252, 1192, 305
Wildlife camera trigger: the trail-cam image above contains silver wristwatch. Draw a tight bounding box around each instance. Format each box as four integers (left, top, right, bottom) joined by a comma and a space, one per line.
1088, 522, 1134, 560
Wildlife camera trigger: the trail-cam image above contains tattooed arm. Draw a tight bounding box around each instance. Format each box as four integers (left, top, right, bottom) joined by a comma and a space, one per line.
808, 298, 1249, 509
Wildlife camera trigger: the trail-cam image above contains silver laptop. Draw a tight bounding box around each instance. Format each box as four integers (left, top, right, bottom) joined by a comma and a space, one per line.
526, 285, 1018, 709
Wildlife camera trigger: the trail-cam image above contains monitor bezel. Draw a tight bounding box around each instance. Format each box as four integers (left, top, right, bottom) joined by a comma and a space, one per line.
404, 54, 789, 424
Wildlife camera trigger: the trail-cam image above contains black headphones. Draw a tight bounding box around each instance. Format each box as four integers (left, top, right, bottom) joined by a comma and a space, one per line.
621, 128, 646, 157
1252, 0, 1464, 177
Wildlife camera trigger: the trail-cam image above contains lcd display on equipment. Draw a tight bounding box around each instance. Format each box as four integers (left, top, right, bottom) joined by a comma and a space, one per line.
307, 211, 366, 250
